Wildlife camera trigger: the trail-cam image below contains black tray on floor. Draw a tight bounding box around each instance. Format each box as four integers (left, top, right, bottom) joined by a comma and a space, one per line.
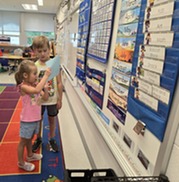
64, 168, 117, 182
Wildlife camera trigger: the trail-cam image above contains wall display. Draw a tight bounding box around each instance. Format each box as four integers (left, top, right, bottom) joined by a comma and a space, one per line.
143, 17, 173, 33
144, 1, 174, 20
112, 120, 121, 134
85, 65, 106, 109
76, 0, 92, 82
87, 0, 116, 63
107, 0, 142, 125
128, 0, 179, 141
137, 149, 150, 170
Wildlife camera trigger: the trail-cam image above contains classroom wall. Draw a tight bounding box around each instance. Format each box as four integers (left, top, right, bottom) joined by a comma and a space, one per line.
56, 0, 179, 180
0, 11, 55, 46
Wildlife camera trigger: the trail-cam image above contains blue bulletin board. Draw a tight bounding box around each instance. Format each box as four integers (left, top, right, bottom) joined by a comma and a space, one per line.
107, 0, 142, 125
87, 0, 116, 63
128, 0, 179, 141
76, 0, 92, 82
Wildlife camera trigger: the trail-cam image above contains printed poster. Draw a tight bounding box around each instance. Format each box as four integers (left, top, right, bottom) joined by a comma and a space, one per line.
107, 1, 142, 124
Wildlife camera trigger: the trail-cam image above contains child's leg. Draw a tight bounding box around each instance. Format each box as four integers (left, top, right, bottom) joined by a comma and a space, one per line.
26, 133, 43, 161
47, 104, 58, 139
26, 138, 33, 158
48, 115, 59, 152
18, 137, 28, 165
48, 116, 56, 138
18, 137, 35, 171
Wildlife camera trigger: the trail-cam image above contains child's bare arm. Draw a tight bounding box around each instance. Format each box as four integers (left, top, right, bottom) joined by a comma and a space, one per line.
56, 70, 63, 110
41, 83, 49, 101
21, 68, 51, 94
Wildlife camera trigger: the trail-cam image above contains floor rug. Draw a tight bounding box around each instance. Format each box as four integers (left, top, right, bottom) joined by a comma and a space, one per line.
0, 84, 65, 182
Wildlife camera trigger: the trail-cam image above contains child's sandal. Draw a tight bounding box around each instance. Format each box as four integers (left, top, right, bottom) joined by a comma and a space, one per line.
18, 162, 35, 171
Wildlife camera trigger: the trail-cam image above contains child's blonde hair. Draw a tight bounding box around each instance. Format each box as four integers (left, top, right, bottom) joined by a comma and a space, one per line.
15, 60, 36, 85
32, 35, 50, 50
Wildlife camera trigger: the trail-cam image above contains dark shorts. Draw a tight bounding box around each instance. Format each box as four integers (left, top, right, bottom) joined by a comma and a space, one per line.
42, 104, 58, 117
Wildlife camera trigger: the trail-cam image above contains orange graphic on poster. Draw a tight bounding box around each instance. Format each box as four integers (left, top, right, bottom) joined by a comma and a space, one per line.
114, 45, 133, 63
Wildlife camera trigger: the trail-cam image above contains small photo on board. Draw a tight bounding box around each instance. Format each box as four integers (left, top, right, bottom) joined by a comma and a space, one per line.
112, 121, 119, 133
137, 149, 150, 170
123, 133, 132, 149
133, 120, 146, 135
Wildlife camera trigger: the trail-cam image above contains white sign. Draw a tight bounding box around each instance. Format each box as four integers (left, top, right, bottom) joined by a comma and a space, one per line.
139, 45, 165, 60
140, 69, 160, 85
152, 85, 170, 104
144, 32, 174, 47
145, 2, 174, 20
138, 79, 152, 95
135, 89, 158, 111
143, 17, 172, 33
139, 57, 164, 74
147, 0, 173, 7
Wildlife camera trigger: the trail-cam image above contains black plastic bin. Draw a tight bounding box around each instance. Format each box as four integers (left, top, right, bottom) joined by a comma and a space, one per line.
64, 168, 117, 182
91, 174, 169, 182
64, 169, 169, 182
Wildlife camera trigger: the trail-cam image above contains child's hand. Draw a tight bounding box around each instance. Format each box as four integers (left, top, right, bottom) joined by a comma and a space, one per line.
44, 82, 49, 90
45, 68, 51, 77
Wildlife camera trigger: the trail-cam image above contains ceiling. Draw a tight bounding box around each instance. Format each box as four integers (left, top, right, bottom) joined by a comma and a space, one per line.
0, 0, 62, 14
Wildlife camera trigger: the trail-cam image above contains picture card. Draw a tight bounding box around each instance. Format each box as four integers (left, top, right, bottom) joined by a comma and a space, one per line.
138, 57, 164, 74
138, 79, 152, 95
113, 60, 132, 75
139, 68, 160, 85
152, 85, 170, 105
147, 0, 173, 7
144, 32, 174, 47
137, 149, 150, 170
145, 2, 174, 20
135, 89, 158, 111
143, 16, 172, 33
133, 120, 146, 135
123, 133, 133, 149
139, 45, 165, 60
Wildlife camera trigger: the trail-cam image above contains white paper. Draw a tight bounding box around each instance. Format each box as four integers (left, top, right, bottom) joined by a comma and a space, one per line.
140, 69, 160, 85
147, 0, 171, 7
46, 55, 60, 81
152, 85, 170, 104
144, 32, 174, 47
139, 57, 164, 74
139, 45, 165, 60
145, 2, 174, 20
138, 79, 152, 95
143, 17, 172, 33
135, 89, 158, 111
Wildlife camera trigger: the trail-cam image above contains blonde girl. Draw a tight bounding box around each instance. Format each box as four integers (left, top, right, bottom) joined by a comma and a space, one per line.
15, 60, 51, 171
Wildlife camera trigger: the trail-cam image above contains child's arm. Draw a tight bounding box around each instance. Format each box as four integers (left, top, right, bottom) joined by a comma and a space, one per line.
41, 83, 49, 101
56, 69, 63, 110
21, 68, 51, 94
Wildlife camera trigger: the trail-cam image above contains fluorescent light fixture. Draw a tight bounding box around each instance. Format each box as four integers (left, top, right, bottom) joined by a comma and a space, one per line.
22, 4, 38, 11
38, 0, 43, 6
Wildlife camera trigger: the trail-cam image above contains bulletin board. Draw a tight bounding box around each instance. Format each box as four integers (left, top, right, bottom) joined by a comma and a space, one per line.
107, 0, 142, 125
81, 0, 179, 176
59, 0, 179, 177
76, 0, 92, 82
87, 0, 117, 63
128, 0, 179, 141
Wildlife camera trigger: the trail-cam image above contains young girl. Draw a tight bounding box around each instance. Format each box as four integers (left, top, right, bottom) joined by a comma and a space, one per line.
15, 60, 51, 171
